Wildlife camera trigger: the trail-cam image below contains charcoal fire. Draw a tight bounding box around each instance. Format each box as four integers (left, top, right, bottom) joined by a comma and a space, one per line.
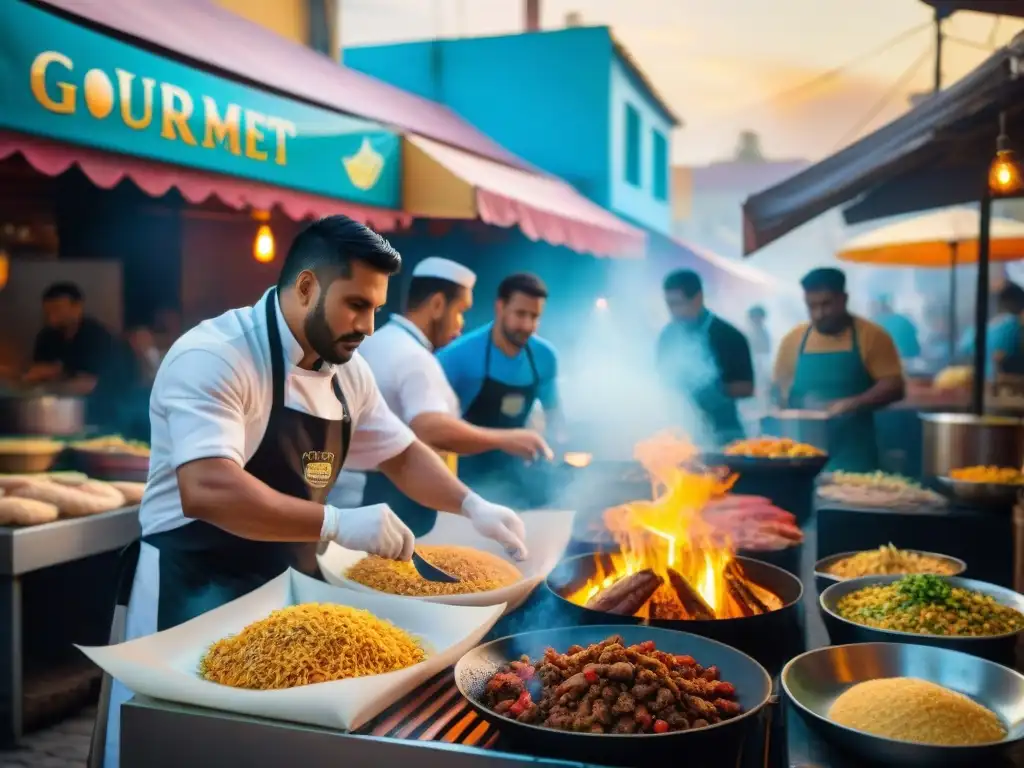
570, 432, 784, 620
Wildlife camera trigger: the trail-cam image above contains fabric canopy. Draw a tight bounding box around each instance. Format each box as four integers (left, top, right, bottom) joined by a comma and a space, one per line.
36, 0, 529, 170
403, 135, 646, 259
0, 130, 409, 230
742, 35, 1024, 254
838, 207, 1024, 267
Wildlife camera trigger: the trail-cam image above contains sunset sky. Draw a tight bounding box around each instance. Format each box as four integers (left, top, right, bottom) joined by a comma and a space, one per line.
338, 0, 1023, 165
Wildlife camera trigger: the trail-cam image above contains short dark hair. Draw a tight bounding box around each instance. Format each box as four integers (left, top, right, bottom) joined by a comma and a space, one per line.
405, 277, 465, 312
497, 272, 547, 302
42, 282, 83, 302
801, 267, 846, 294
662, 269, 702, 298
998, 282, 1024, 313
276, 215, 402, 290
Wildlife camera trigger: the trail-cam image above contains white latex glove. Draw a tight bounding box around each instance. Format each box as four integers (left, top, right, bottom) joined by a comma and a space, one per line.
323, 503, 415, 561
461, 492, 528, 561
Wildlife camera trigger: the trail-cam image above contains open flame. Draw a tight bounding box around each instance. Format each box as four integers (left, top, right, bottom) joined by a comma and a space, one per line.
568, 432, 780, 619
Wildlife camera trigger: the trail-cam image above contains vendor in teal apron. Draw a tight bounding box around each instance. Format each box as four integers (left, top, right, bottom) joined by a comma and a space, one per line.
656, 269, 755, 448
958, 282, 1024, 379
773, 268, 906, 472
331, 258, 551, 535
98, 218, 529, 768
439, 273, 559, 508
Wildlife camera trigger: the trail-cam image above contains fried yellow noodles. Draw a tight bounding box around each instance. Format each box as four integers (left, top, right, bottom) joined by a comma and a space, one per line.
346, 545, 521, 596
198, 603, 425, 689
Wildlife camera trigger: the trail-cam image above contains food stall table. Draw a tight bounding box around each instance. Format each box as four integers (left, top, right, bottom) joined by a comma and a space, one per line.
0, 506, 139, 747
120, 671, 787, 768
815, 501, 1013, 588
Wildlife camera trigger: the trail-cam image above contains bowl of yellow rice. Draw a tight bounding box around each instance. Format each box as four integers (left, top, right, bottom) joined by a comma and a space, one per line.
820, 573, 1024, 663
318, 510, 576, 614
783, 642, 1024, 766
813, 545, 966, 594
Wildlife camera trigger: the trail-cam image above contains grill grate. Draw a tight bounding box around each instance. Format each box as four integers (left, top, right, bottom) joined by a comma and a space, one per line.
356, 670, 500, 749
357, 669, 782, 768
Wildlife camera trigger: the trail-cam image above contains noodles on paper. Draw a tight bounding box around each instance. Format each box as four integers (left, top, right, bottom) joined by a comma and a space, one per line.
346, 545, 521, 596
198, 603, 426, 690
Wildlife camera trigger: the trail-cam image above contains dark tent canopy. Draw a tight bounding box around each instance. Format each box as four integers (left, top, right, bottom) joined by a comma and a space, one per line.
742, 34, 1024, 254
922, 0, 1024, 19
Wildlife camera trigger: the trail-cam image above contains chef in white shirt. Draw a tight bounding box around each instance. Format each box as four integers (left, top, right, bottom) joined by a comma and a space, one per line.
331, 257, 550, 535
100, 218, 527, 768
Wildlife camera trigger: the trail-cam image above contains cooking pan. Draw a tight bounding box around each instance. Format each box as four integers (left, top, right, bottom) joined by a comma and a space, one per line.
935, 476, 1021, 509
454, 624, 772, 766
783, 642, 1024, 766
819, 574, 1024, 664
546, 552, 804, 675
701, 451, 829, 474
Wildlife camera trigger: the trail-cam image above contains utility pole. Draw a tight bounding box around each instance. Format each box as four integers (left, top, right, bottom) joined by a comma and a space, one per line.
933, 6, 946, 92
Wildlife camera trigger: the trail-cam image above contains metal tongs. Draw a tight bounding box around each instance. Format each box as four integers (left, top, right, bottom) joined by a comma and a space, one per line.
411, 550, 459, 583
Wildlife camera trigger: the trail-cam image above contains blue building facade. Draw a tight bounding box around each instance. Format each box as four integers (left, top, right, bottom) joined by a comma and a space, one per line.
345, 26, 678, 235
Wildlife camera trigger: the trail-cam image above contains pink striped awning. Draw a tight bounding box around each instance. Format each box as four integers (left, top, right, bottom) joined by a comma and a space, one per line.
0, 130, 409, 230
405, 135, 646, 259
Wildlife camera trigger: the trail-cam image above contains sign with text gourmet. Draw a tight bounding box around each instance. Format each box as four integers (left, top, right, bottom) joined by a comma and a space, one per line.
0, 0, 400, 209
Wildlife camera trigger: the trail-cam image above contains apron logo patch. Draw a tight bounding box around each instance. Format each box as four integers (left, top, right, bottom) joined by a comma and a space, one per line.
500, 394, 526, 417
302, 451, 335, 488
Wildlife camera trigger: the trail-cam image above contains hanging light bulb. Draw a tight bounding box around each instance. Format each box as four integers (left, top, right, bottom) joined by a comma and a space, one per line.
251, 210, 275, 263
253, 224, 275, 263
989, 111, 1023, 197
0, 248, 8, 291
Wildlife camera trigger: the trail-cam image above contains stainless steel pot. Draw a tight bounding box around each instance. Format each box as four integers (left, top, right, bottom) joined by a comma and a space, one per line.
0, 392, 85, 436
919, 412, 1024, 477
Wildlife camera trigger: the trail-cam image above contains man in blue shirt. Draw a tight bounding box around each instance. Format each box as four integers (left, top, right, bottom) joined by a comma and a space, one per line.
870, 294, 921, 360
957, 283, 1024, 378
438, 273, 559, 506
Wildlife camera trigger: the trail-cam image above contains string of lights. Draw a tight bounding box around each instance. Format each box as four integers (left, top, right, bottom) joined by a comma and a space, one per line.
731, 22, 932, 114
831, 46, 933, 152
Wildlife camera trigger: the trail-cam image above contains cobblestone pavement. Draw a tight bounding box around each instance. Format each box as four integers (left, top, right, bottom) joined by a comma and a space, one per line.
0, 708, 95, 768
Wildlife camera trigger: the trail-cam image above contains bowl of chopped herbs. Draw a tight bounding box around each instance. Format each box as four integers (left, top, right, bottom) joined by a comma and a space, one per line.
820, 573, 1024, 663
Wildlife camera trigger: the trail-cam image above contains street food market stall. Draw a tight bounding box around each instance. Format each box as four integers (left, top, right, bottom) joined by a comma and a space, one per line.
0, 0, 405, 746
76, 431, 1024, 768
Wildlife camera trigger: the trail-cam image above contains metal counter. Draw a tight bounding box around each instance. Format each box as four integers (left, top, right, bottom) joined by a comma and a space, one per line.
121, 669, 785, 768
0, 505, 140, 577
1, 506, 139, 747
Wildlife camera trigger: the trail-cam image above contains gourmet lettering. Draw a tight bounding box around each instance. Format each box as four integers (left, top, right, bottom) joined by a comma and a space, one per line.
28, 50, 297, 166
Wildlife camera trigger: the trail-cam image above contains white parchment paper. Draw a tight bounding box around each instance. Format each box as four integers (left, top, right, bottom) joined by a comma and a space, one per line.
77, 569, 505, 731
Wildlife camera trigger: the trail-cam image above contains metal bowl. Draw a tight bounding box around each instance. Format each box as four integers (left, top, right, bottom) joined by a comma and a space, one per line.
0, 438, 65, 473
546, 552, 804, 675
701, 451, 829, 475
454, 625, 772, 765
813, 549, 967, 595
820, 574, 1024, 664
935, 476, 1022, 508
68, 449, 150, 482
783, 642, 1024, 766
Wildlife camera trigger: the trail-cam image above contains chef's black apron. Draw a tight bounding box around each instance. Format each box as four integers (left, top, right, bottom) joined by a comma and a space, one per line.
116, 289, 351, 632
458, 338, 543, 507
361, 320, 438, 537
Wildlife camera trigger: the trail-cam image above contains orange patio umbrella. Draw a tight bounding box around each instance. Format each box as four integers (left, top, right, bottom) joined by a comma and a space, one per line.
838, 208, 1024, 267
837, 207, 1024, 358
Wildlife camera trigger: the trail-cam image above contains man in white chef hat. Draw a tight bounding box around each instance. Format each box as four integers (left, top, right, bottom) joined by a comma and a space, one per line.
331, 256, 551, 535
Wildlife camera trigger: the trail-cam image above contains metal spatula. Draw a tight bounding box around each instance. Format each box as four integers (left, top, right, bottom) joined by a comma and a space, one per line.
411, 550, 459, 583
